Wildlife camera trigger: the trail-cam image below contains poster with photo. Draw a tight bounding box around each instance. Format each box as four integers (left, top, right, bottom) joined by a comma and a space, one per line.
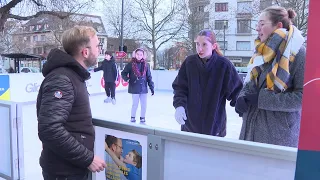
104, 134, 142, 180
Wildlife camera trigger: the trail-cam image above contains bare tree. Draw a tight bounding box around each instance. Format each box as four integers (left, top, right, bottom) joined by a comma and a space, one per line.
130, 0, 185, 69
274, 0, 309, 36
0, 0, 94, 31
252, 0, 308, 36
0, 20, 19, 53
101, 0, 139, 39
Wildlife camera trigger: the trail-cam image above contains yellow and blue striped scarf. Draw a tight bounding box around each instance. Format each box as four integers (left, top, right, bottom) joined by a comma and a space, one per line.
248, 25, 303, 92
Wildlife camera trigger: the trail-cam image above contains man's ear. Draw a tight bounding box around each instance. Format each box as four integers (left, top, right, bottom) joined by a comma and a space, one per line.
82, 48, 89, 58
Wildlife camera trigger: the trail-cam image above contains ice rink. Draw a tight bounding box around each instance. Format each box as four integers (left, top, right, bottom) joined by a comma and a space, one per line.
21, 90, 242, 180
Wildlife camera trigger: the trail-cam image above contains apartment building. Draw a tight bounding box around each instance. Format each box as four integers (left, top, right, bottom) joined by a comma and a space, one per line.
189, 0, 273, 68
11, 13, 108, 65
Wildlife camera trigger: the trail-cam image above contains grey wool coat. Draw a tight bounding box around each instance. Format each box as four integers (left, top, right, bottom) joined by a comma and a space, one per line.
239, 46, 306, 147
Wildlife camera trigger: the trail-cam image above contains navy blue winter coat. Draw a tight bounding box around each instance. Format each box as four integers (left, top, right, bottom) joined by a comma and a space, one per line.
121, 61, 154, 94
172, 51, 243, 136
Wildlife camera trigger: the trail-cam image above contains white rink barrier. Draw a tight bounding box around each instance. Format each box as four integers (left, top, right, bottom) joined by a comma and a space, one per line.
92, 117, 297, 180
3, 70, 247, 102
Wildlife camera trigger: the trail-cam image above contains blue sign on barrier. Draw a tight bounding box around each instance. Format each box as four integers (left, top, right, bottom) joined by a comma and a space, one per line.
0, 75, 10, 100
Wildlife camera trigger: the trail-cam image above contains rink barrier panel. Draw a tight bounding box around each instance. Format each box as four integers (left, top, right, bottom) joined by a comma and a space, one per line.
92, 117, 297, 180
0, 100, 298, 180
5, 71, 248, 103
0, 101, 23, 180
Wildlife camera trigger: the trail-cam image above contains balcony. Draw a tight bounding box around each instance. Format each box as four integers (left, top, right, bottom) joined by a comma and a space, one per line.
236, 12, 253, 19
189, 11, 209, 22
188, 0, 210, 8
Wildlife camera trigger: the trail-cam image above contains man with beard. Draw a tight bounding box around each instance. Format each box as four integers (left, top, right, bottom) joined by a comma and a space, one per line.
105, 135, 127, 180
36, 26, 106, 180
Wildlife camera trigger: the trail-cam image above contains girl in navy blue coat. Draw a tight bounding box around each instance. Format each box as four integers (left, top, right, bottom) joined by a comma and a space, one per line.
121, 48, 154, 123
172, 29, 243, 137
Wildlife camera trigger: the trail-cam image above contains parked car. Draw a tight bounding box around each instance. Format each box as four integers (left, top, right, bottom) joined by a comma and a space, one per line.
20, 67, 40, 73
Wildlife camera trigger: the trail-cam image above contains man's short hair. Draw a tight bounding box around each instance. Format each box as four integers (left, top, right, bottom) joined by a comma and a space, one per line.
62, 25, 97, 56
105, 135, 118, 148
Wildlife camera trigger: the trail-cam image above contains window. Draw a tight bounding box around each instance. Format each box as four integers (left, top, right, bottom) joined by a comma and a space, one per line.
198, 6, 204, 12
98, 38, 105, 45
193, 6, 204, 12
41, 35, 45, 41
215, 3, 228, 12
237, 20, 251, 33
29, 26, 34, 31
36, 24, 41, 31
217, 41, 228, 50
33, 35, 38, 42
237, 1, 252, 14
44, 24, 49, 30
97, 26, 103, 32
37, 47, 43, 54
214, 20, 228, 30
236, 41, 251, 51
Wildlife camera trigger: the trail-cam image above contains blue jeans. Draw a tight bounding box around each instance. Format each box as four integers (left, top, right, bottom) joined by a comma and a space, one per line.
42, 171, 88, 180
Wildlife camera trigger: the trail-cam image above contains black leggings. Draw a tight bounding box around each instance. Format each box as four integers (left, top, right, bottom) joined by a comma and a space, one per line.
105, 82, 116, 98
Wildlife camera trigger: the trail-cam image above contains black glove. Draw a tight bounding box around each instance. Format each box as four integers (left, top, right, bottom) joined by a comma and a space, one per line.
244, 84, 259, 106
151, 89, 154, 96
235, 96, 248, 117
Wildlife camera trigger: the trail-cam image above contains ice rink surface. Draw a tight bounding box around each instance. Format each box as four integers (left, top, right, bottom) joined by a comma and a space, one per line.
21, 91, 242, 180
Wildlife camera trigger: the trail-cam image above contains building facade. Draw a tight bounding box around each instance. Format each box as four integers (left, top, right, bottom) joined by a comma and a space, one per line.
189, 0, 273, 70
11, 13, 108, 68
104, 37, 140, 69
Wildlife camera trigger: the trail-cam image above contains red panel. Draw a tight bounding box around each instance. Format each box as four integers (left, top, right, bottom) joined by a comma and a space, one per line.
298, 0, 320, 151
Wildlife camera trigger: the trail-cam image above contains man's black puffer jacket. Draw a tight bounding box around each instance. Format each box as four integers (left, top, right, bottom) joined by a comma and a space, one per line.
36, 48, 94, 176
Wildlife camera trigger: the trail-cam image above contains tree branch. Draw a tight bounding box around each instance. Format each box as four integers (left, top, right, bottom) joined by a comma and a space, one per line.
8, 11, 69, 20
31, 0, 46, 7
0, 0, 23, 12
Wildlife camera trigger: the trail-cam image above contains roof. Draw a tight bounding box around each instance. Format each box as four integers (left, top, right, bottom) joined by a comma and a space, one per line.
1, 53, 42, 59
106, 37, 140, 52
16, 13, 106, 34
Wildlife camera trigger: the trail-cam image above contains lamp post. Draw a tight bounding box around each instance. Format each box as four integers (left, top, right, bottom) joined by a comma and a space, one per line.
223, 20, 227, 55
119, 0, 124, 70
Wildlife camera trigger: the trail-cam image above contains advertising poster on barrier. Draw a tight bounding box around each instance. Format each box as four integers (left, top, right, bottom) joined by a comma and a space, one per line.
94, 127, 147, 180
104, 135, 142, 180
0, 75, 10, 100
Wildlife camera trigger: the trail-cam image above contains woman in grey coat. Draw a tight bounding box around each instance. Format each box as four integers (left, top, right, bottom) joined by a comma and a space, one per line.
235, 6, 306, 147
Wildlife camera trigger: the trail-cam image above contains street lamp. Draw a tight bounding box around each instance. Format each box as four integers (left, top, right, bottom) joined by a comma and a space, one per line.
223, 20, 227, 55
119, 0, 125, 70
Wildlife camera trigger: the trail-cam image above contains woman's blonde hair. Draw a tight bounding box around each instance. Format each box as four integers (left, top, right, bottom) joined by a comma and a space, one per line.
262, 6, 296, 30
